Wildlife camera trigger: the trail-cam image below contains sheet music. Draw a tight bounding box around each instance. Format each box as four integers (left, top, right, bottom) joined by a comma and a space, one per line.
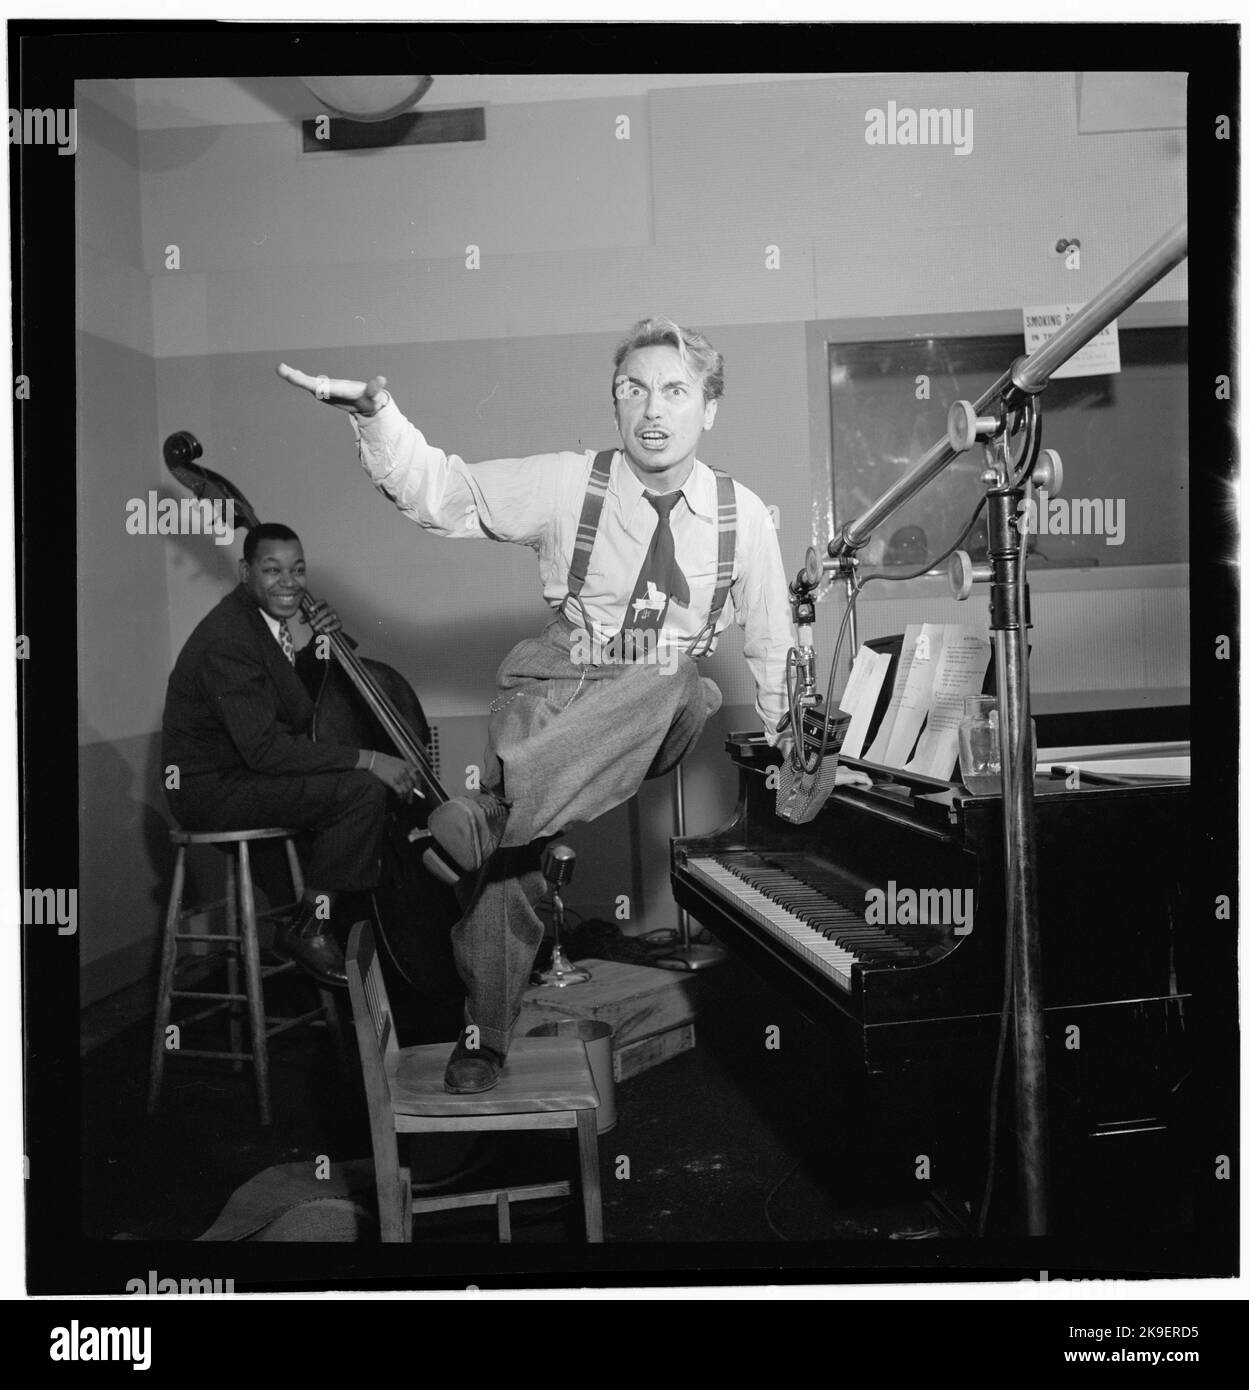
864, 624, 920, 764
903, 629, 992, 779
839, 646, 892, 759
868, 623, 946, 768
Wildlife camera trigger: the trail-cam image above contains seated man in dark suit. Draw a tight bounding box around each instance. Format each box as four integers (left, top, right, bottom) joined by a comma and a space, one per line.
161, 522, 420, 986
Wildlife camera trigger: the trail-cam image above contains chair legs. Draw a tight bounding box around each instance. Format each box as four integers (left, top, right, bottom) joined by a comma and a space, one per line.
376, 1149, 412, 1244
575, 1109, 604, 1243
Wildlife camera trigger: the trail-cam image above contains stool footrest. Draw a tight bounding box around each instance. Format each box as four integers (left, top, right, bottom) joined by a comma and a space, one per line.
265, 1008, 333, 1038
167, 1002, 236, 1030
171, 1047, 256, 1062
160, 1004, 335, 1046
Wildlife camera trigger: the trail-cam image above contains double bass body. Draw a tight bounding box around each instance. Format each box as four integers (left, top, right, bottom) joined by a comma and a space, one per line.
299, 623, 466, 1043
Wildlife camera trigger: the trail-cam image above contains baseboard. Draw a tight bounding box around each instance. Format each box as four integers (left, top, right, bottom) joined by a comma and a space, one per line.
82, 935, 158, 1011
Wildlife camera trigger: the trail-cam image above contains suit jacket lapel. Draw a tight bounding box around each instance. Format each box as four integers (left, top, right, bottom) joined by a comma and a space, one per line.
231, 586, 314, 727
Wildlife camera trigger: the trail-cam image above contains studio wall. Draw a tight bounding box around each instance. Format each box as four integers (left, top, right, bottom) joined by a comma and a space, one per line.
76, 71, 1189, 1002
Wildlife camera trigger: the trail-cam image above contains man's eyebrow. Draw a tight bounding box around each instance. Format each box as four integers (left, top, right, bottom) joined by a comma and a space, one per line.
616, 374, 693, 389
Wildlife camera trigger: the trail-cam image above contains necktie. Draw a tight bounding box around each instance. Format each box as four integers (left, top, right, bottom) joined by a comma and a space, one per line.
624, 491, 689, 635
278, 619, 296, 665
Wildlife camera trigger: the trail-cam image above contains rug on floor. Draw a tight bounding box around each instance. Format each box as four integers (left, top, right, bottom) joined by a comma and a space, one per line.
196, 1158, 378, 1242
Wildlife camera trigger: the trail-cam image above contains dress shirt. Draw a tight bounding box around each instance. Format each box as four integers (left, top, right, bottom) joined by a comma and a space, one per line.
351, 397, 796, 741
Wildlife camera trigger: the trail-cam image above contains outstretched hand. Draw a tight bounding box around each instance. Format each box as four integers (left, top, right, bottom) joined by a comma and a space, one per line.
276, 363, 389, 416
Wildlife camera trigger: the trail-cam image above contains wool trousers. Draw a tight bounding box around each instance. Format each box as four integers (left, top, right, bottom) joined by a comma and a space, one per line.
168, 767, 387, 893
452, 616, 719, 1055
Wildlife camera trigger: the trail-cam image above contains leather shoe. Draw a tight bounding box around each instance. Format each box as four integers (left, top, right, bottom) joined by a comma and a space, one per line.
443, 1031, 505, 1094
428, 791, 510, 873
273, 918, 348, 989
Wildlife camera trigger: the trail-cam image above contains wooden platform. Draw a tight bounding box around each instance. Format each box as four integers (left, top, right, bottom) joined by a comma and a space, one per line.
518, 959, 698, 1081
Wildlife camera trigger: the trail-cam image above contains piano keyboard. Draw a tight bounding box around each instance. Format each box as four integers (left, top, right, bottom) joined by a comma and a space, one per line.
683, 852, 928, 992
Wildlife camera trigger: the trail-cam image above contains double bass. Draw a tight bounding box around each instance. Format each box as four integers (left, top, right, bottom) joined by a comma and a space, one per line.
163, 431, 465, 1039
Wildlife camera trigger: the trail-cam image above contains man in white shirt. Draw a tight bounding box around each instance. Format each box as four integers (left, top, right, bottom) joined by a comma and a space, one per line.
278, 318, 804, 1091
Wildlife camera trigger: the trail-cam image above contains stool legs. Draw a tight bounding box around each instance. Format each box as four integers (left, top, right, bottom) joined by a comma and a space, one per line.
149, 829, 345, 1127
223, 852, 243, 1072
317, 987, 348, 1074
146, 846, 186, 1114
284, 838, 305, 898
236, 840, 273, 1126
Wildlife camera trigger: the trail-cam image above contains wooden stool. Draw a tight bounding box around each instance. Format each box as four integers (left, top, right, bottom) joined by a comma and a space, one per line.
147, 827, 344, 1125
346, 921, 603, 1243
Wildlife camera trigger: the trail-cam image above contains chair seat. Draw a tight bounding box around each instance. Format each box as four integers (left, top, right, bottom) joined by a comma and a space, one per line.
387, 1037, 600, 1117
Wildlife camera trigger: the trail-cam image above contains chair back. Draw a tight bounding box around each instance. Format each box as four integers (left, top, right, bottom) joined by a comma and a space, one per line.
346, 922, 404, 1191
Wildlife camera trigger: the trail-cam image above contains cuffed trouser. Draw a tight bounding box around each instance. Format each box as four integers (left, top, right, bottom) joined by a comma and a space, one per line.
167, 767, 387, 892
451, 617, 719, 1056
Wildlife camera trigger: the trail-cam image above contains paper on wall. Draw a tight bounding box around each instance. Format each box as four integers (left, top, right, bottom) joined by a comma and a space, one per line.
1022, 303, 1121, 379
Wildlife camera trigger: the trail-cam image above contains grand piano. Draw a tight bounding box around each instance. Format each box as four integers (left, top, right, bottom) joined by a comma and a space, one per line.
671, 715, 1192, 1235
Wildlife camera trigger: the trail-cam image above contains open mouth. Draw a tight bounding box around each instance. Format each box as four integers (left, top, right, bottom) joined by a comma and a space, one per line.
637, 430, 670, 451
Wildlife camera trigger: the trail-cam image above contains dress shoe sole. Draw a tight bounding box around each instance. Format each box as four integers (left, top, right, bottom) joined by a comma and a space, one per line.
428, 801, 488, 873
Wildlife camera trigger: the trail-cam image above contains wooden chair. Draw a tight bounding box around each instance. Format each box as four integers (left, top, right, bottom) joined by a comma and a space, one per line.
147, 826, 344, 1125
345, 920, 603, 1243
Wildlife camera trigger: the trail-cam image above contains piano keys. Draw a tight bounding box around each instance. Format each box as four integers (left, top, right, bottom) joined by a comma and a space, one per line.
684, 852, 938, 993
671, 728, 1192, 1234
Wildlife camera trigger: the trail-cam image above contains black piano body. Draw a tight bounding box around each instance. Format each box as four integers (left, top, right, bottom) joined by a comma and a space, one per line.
672, 730, 1192, 1235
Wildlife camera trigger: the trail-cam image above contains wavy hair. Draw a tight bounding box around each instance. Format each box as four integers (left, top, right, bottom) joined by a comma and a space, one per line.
611, 317, 724, 403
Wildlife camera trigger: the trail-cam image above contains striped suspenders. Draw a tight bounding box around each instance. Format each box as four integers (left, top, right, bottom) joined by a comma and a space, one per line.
561, 449, 737, 658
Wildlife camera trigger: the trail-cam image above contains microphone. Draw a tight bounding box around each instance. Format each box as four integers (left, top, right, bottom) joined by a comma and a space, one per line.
542, 843, 576, 889
536, 844, 590, 987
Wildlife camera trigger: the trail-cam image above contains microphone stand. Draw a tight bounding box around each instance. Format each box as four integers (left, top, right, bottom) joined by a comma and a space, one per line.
536, 844, 590, 987
817, 219, 1188, 1236
652, 764, 727, 972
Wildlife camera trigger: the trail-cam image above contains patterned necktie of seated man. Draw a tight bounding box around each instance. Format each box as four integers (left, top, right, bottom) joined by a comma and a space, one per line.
623, 491, 691, 642
278, 619, 296, 665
